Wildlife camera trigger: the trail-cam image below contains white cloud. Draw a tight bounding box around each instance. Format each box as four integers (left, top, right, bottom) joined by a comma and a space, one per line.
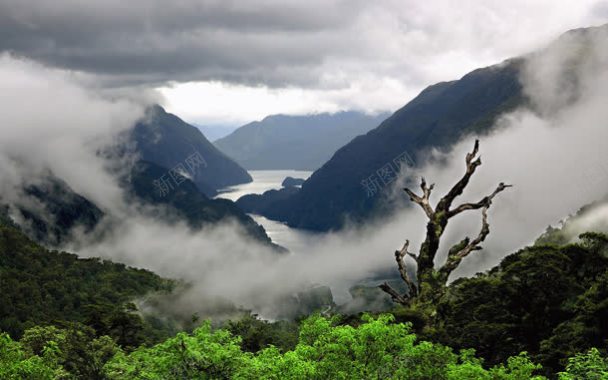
2, 1, 605, 124
0, 54, 144, 211
158, 77, 410, 126
158, 0, 607, 125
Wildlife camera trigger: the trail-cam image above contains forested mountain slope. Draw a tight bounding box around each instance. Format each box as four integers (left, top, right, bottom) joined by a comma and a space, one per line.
0, 162, 276, 249
0, 221, 173, 340
127, 160, 278, 248
131, 105, 252, 197
238, 60, 524, 230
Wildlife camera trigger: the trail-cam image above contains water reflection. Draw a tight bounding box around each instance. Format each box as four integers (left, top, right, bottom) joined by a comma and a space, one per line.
216, 170, 315, 251
216, 170, 311, 201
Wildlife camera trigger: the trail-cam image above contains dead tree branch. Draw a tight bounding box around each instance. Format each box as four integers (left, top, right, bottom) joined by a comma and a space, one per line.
379, 139, 511, 306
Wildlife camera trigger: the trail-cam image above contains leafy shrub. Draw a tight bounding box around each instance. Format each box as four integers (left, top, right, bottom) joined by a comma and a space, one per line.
104, 315, 545, 379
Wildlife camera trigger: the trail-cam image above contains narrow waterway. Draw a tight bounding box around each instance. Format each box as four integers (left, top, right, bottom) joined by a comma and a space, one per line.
215, 170, 317, 251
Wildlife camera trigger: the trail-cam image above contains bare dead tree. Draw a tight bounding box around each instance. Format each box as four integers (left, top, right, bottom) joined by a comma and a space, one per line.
380, 139, 511, 306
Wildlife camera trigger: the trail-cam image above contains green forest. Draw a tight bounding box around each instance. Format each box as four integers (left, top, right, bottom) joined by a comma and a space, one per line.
3, 214, 608, 378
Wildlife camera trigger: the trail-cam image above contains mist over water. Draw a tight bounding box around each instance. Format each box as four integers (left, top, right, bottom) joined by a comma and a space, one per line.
1, 26, 608, 321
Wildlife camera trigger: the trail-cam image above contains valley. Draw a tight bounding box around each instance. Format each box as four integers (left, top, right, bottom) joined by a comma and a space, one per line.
215, 170, 316, 252
1, 5, 608, 378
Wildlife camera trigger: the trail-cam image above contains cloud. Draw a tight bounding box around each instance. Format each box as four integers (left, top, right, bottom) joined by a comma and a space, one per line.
402, 24, 608, 277
0, 53, 144, 211
0, 0, 604, 90
70, 22, 608, 318
0, 0, 364, 87
157, 78, 409, 126
2, 1, 605, 125
0, 52, 403, 319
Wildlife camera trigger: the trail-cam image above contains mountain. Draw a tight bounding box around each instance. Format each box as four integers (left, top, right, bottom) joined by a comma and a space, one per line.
0, 176, 104, 246
127, 160, 279, 248
131, 105, 252, 196
0, 162, 277, 249
0, 220, 173, 339
214, 111, 390, 170
237, 60, 524, 230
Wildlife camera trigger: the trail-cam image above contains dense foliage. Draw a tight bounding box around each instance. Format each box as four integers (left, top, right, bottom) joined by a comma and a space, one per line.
103, 314, 548, 379
6, 314, 608, 379
432, 232, 608, 375
129, 160, 276, 247
3, 224, 608, 378
0, 223, 173, 344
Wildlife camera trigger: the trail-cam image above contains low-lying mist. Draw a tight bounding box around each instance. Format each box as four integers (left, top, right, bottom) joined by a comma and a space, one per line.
1, 26, 608, 322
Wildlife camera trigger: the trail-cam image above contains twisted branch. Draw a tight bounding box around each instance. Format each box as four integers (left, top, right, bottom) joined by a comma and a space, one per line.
404, 177, 435, 218
379, 139, 511, 305
447, 182, 512, 218
436, 140, 482, 212
379, 240, 418, 305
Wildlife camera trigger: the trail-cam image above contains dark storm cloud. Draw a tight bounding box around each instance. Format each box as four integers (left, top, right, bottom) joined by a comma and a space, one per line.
0, 0, 368, 86
0, 0, 605, 89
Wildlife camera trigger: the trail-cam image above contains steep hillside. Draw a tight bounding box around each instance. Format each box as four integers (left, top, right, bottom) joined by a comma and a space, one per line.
436, 232, 608, 375
0, 176, 104, 246
238, 60, 524, 230
131, 105, 252, 196
127, 161, 278, 248
215, 111, 389, 170
0, 162, 275, 249
0, 221, 173, 339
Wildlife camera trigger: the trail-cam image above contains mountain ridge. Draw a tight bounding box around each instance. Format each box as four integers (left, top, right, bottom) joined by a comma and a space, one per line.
215, 111, 390, 170
131, 105, 252, 197
236, 58, 525, 231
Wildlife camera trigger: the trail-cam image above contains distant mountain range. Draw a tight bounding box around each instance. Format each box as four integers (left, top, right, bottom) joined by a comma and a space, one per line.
242, 55, 548, 232
214, 111, 390, 170
236, 60, 524, 230
236, 24, 608, 232
131, 105, 252, 197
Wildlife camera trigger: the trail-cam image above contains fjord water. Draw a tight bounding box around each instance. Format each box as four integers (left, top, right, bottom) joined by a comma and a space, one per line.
216, 170, 316, 251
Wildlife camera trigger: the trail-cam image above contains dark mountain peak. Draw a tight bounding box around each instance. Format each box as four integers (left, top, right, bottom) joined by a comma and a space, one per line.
3, 174, 104, 246
131, 106, 252, 196
240, 24, 606, 232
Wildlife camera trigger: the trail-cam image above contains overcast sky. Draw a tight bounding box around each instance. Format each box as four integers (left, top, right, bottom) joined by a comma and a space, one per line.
1, 0, 607, 126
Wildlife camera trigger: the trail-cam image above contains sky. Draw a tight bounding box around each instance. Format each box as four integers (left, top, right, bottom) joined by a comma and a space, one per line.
1, 0, 607, 128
